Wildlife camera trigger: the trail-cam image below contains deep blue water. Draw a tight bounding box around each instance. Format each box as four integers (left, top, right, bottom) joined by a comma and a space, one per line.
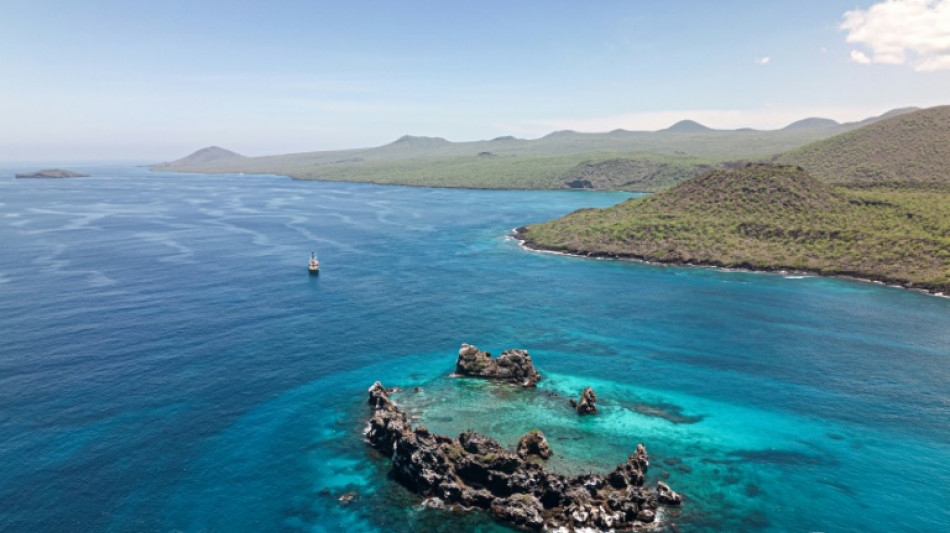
1, 166, 948, 532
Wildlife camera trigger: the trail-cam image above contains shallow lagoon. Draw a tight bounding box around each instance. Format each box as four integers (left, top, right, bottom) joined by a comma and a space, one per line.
1, 166, 948, 532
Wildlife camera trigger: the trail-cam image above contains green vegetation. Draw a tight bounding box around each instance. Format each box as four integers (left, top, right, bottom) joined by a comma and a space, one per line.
154, 108, 915, 191
775, 106, 950, 184
519, 164, 950, 294
248, 151, 714, 191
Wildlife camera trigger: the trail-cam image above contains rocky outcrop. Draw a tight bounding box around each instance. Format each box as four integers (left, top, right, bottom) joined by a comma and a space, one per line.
368, 381, 395, 408
364, 381, 681, 531
517, 430, 553, 460
569, 386, 598, 414
455, 344, 541, 387
657, 480, 683, 505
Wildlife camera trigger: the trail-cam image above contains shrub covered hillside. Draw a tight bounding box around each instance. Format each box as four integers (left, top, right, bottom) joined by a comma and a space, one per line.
518, 164, 950, 294
775, 105, 950, 184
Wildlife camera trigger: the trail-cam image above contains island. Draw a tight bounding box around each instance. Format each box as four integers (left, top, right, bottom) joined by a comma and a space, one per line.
454, 343, 541, 387
15, 169, 90, 179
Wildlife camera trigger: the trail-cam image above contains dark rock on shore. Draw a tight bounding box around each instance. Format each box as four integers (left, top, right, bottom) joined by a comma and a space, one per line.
657, 480, 683, 505
517, 430, 553, 460
364, 381, 681, 531
568, 386, 598, 414
368, 381, 396, 408
15, 168, 89, 178
455, 343, 541, 387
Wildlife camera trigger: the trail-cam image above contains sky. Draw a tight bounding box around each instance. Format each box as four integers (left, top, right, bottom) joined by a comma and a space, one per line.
2, 0, 949, 161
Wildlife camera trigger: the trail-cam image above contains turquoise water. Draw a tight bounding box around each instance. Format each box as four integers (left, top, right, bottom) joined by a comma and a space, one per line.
1, 166, 948, 532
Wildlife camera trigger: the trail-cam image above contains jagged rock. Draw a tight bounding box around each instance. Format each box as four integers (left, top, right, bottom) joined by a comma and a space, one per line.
490, 494, 544, 529
454, 343, 541, 387
637, 508, 656, 523
634, 443, 650, 471
363, 381, 681, 531
517, 430, 553, 460
569, 386, 598, 414
657, 480, 683, 505
367, 381, 394, 408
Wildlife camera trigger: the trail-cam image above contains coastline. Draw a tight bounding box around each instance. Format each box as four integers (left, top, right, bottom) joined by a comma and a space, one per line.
146, 166, 655, 193
510, 227, 948, 298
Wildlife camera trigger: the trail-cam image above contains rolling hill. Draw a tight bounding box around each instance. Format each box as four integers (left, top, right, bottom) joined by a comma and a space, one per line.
152, 108, 916, 191
155, 146, 245, 167
775, 105, 950, 184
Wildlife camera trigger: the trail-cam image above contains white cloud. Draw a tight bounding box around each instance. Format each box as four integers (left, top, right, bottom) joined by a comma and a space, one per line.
755, 56, 771, 65
851, 50, 873, 64
840, 0, 950, 71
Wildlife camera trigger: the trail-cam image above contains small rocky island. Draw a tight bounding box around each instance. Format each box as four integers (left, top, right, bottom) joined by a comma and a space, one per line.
15, 168, 89, 179
363, 344, 682, 530
454, 343, 541, 387
569, 386, 599, 415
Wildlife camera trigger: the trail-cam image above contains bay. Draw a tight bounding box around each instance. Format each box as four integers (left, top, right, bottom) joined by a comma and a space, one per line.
1, 166, 948, 532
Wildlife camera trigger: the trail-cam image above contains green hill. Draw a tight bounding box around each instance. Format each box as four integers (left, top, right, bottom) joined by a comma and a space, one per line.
662, 119, 714, 133
155, 145, 245, 167
775, 106, 950, 184
518, 164, 950, 294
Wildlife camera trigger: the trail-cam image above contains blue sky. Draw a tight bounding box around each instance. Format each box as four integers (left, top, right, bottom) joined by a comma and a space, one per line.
2, 0, 949, 160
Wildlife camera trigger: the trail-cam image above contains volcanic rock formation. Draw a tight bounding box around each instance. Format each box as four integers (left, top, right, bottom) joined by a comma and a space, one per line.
363, 382, 681, 531
455, 343, 541, 387
569, 386, 598, 415
517, 430, 553, 460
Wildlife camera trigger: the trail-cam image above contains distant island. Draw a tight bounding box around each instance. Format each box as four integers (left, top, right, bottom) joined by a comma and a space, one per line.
15, 169, 90, 179
151, 107, 921, 191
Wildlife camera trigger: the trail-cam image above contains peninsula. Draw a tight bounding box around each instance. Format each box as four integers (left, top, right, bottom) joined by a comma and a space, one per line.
516, 163, 950, 295
15, 168, 89, 179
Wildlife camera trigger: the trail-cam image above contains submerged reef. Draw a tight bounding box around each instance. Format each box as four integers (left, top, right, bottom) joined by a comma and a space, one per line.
454, 343, 541, 387
364, 380, 682, 531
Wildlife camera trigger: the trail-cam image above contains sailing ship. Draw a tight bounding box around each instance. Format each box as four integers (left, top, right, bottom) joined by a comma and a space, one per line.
308, 251, 320, 274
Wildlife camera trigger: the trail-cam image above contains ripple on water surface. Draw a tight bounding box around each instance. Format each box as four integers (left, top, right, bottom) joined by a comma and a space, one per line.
1, 168, 948, 533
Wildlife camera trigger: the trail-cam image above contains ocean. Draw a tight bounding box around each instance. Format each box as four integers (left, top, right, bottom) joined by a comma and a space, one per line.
1, 166, 948, 532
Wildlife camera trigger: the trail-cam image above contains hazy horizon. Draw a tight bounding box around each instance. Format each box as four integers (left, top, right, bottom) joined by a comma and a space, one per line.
3, 0, 950, 161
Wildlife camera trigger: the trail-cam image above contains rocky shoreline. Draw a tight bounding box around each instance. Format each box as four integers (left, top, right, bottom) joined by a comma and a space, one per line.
363, 344, 682, 531
511, 227, 948, 298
